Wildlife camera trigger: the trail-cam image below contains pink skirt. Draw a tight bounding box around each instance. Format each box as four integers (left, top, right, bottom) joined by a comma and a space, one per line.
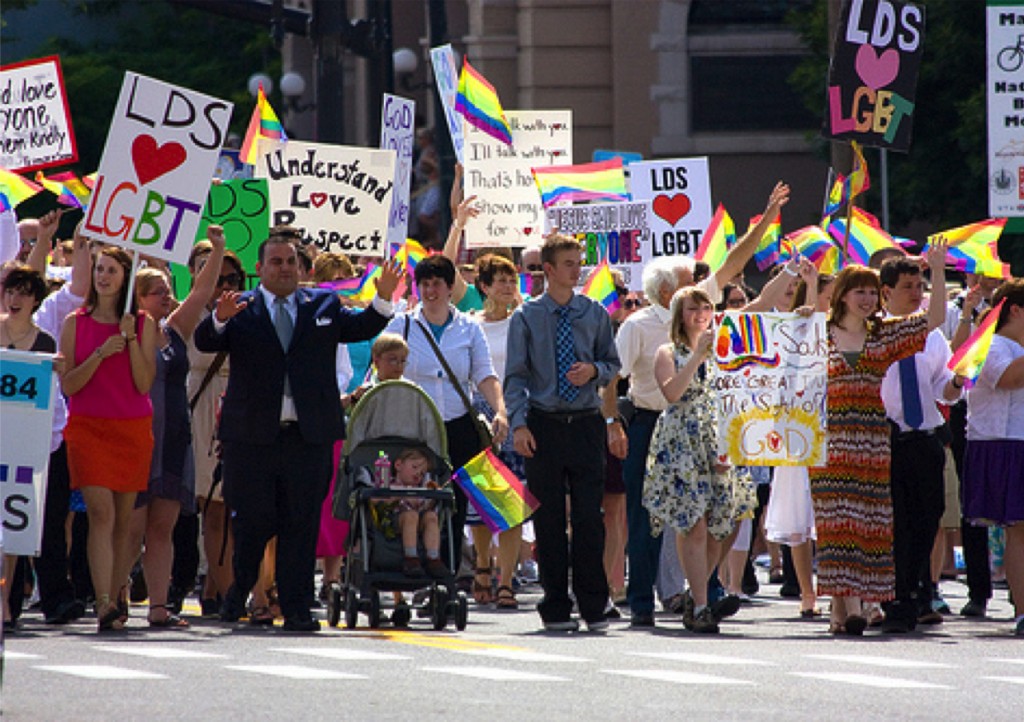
316, 440, 350, 558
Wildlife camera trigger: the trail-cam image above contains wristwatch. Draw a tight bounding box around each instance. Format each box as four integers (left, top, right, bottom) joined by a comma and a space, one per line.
605, 416, 621, 426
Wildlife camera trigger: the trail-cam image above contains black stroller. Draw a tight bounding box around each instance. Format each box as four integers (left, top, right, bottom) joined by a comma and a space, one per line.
329, 380, 468, 631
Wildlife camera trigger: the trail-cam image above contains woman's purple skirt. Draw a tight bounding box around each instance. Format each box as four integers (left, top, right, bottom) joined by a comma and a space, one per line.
962, 439, 1024, 526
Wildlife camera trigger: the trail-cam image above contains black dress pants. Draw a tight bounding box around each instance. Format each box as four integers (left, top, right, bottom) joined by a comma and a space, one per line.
35, 443, 79, 616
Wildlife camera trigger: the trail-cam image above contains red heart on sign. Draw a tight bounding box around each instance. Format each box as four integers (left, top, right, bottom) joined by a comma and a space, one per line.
652, 193, 692, 226
522, 227, 533, 235
131, 135, 187, 186
767, 431, 783, 452
310, 193, 328, 208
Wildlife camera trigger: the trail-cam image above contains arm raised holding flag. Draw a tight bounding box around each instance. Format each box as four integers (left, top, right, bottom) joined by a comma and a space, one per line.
713, 182, 789, 287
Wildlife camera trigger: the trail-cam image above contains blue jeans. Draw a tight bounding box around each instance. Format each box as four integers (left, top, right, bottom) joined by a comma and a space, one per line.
624, 409, 663, 615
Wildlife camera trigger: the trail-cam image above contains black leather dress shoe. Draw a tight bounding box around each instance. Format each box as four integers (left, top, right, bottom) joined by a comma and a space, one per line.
629, 613, 655, 628
282, 616, 320, 632
220, 588, 246, 623
45, 599, 86, 625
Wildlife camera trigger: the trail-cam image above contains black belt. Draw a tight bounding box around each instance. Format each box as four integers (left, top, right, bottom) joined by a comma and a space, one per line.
530, 407, 600, 424
634, 407, 662, 418
891, 425, 937, 442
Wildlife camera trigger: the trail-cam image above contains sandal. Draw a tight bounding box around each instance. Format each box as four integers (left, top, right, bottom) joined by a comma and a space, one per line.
97, 597, 124, 632
472, 567, 493, 604
248, 605, 276, 626
148, 604, 189, 629
495, 585, 518, 610
116, 585, 130, 624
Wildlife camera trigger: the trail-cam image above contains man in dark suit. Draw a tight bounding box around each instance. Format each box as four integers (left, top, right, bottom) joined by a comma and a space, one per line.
195, 228, 399, 631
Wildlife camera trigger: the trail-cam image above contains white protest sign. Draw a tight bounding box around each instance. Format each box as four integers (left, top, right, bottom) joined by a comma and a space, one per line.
430, 44, 464, 164
257, 139, 395, 257
380, 93, 416, 251
712, 312, 828, 466
83, 72, 233, 264
987, 4, 1024, 218
544, 201, 650, 290
464, 110, 572, 248
0, 56, 78, 173
629, 157, 712, 260
0, 349, 57, 556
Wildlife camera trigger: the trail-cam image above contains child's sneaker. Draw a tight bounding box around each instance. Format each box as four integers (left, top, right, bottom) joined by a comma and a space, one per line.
425, 558, 448, 579
403, 556, 425, 577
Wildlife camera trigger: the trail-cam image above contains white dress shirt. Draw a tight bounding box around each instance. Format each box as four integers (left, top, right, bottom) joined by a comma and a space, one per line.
881, 327, 959, 432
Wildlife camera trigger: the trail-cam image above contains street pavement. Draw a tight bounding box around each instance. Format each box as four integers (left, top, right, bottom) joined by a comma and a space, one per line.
1, 573, 1022, 721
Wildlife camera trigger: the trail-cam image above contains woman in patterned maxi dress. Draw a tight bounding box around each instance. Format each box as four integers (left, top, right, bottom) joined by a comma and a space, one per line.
809, 241, 948, 635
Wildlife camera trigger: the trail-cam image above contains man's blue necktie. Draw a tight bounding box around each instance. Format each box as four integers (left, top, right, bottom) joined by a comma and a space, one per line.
555, 305, 578, 402
898, 356, 923, 429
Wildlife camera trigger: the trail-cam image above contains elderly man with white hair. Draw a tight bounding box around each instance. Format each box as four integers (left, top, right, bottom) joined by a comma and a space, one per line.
602, 182, 789, 628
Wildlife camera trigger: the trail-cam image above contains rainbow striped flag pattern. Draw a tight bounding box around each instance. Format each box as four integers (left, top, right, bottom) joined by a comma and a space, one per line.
531, 159, 629, 208
240, 84, 287, 165
947, 299, 1006, 388
0, 167, 43, 205
824, 142, 871, 216
827, 206, 904, 266
320, 264, 382, 303
47, 171, 92, 206
454, 60, 513, 145
925, 218, 1009, 279
786, 225, 840, 274
518, 273, 531, 296
35, 171, 83, 208
453, 448, 540, 534
581, 261, 621, 315
0, 190, 12, 214
390, 238, 429, 272
695, 204, 736, 272
748, 214, 782, 271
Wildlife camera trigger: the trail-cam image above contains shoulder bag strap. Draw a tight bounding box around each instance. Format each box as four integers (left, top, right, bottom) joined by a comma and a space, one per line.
189, 351, 228, 412
414, 318, 475, 417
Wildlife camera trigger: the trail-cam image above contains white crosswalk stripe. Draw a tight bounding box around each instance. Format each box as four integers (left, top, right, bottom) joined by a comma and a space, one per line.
805, 653, 954, 669
95, 644, 227, 659
604, 669, 755, 685
226, 664, 366, 680
455, 649, 591, 663
792, 672, 951, 689
3, 651, 42, 660
981, 676, 1024, 686
35, 665, 167, 680
628, 652, 774, 666
989, 658, 1024, 666
272, 647, 410, 661
422, 666, 569, 682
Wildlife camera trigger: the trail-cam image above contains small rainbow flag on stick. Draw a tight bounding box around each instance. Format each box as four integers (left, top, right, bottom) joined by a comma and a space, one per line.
47, 171, 92, 206
453, 448, 540, 534
320, 264, 385, 303
749, 214, 782, 271
0, 167, 43, 205
581, 261, 621, 315
924, 218, 1009, 279
35, 171, 83, 208
827, 206, 904, 266
824, 142, 871, 216
695, 204, 735, 272
786, 225, 840, 274
240, 84, 288, 165
531, 159, 629, 208
948, 299, 1006, 387
454, 60, 513, 145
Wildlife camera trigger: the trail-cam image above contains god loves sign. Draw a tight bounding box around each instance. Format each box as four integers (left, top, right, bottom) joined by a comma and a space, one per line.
825, 0, 925, 151
84, 72, 232, 264
257, 139, 395, 256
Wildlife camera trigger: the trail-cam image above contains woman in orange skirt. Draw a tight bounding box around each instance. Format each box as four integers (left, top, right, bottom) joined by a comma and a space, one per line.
60, 246, 158, 631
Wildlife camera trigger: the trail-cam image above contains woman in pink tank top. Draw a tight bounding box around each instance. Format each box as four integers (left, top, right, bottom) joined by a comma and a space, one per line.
60, 246, 158, 632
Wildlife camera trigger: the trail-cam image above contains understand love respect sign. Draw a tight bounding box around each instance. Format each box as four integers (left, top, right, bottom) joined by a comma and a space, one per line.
629, 157, 713, 260
712, 312, 828, 466
257, 139, 395, 256
84, 72, 233, 264
0, 56, 78, 173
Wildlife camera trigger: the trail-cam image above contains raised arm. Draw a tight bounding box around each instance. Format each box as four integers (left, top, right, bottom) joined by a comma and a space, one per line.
24, 209, 65, 275
655, 333, 711, 405
68, 222, 92, 298
167, 225, 226, 340
714, 182, 790, 287
442, 192, 479, 305
925, 235, 948, 332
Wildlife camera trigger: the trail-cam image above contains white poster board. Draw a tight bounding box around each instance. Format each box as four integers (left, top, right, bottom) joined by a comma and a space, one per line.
712, 312, 828, 466
0, 55, 78, 173
0, 349, 57, 556
257, 139, 396, 257
628, 157, 713, 260
429, 44, 465, 164
380, 94, 416, 251
83, 72, 233, 264
464, 110, 572, 248
987, 3, 1024, 217
544, 201, 650, 290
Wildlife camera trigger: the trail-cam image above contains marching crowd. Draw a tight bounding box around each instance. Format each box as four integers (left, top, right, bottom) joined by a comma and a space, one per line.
1, 176, 1022, 640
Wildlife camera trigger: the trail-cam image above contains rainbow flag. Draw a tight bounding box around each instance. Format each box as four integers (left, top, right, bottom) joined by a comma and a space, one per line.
948, 299, 1006, 387
823, 142, 871, 216
518, 273, 531, 296
695, 204, 735, 272
390, 238, 429, 272
786, 225, 840, 273
47, 171, 92, 206
531, 159, 629, 208
748, 214, 782, 271
924, 218, 1010, 279
581, 261, 621, 315
827, 206, 904, 266
320, 264, 382, 303
0, 190, 12, 214
453, 448, 540, 534
35, 171, 83, 208
454, 59, 513, 145
239, 84, 288, 165
0, 167, 43, 206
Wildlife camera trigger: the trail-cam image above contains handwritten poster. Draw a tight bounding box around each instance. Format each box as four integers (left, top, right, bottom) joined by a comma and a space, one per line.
544, 201, 650, 290
712, 312, 828, 466
0, 55, 78, 173
379, 93, 416, 251
84, 72, 233, 264
429, 44, 464, 164
825, 0, 925, 151
987, 3, 1024, 217
464, 110, 572, 248
628, 157, 712, 261
257, 139, 395, 257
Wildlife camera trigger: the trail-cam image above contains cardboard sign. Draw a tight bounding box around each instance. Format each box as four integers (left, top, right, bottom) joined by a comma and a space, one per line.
257, 139, 395, 256
628, 157, 713, 260
83, 72, 233, 264
380, 93, 416, 251
464, 110, 572, 248
712, 312, 828, 466
987, 3, 1024, 217
0, 349, 57, 556
0, 56, 78, 173
825, 0, 925, 151
544, 201, 650, 290
430, 44, 465, 164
